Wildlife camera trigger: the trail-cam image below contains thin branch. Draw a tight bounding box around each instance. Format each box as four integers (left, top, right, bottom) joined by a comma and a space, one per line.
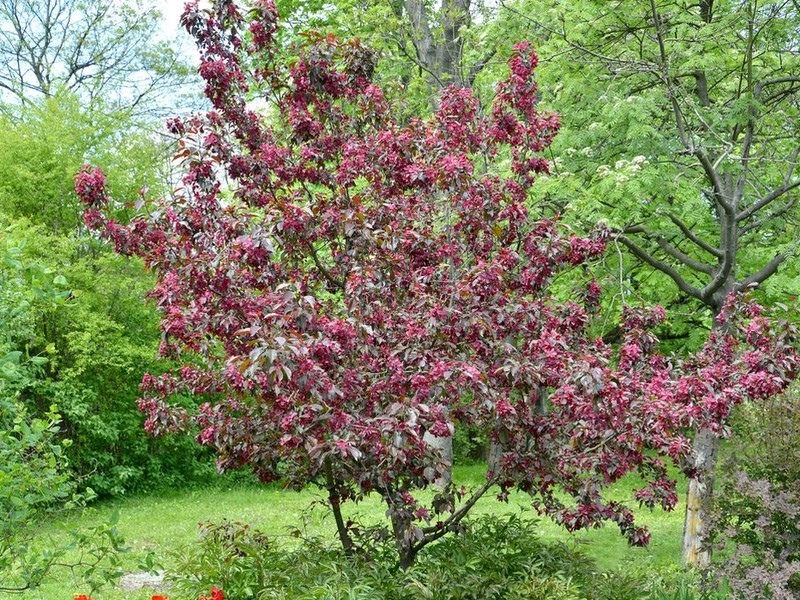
655, 236, 715, 275
668, 213, 723, 258
415, 476, 497, 553
304, 240, 346, 291
740, 198, 797, 236
737, 253, 788, 289
623, 224, 715, 275
618, 235, 704, 301
737, 179, 800, 222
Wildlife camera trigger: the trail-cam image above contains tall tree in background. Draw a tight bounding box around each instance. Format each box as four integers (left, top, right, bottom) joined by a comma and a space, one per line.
504, 0, 800, 566
0, 0, 193, 114
388, 0, 493, 92
275, 0, 504, 112
0, 0, 212, 498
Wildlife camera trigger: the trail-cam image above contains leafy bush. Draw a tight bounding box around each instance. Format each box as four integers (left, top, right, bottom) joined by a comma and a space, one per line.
0, 89, 219, 499
1, 217, 218, 498
452, 423, 488, 465
0, 243, 128, 593
713, 389, 800, 599
168, 514, 716, 599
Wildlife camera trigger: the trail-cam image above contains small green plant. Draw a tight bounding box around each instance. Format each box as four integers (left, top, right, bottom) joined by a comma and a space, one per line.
0, 244, 127, 593
168, 513, 715, 599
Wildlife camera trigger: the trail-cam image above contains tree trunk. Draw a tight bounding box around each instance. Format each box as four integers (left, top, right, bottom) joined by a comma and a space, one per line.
487, 434, 504, 475
681, 308, 727, 568
402, 0, 470, 91
324, 457, 354, 555
389, 502, 418, 569
681, 427, 719, 567
423, 429, 453, 488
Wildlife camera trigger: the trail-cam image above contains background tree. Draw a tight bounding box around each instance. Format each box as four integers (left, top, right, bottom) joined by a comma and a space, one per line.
0, 0, 194, 114
0, 239, 125, 593
0, 92, 170, 233
502, 0, 800, 566
0, 0, 215, 498
0, 92, 216, 497
78, 0, 799, 569
274, 0, 507, 114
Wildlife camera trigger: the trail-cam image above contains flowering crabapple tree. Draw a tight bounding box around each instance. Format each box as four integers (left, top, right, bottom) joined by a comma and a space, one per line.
76, 0, 799, 569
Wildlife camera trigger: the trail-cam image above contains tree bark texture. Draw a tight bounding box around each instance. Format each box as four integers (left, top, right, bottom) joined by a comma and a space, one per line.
681, 427, 719, 568
423, 429, 453, 488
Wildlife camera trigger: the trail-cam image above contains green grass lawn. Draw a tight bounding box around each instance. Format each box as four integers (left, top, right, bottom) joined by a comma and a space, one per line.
14, 465, 687, 599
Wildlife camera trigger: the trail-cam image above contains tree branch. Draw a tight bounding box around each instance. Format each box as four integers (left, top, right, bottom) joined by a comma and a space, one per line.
737, 179, 800, 223
623, 224, 715, 275
668, 213, 723, 258
737, 253, 788, 290
648, 0, 732, 215
618, 235, 704, 301
415, 476, 497, 553
740, 198, 797, 236
655, 236, 715, 275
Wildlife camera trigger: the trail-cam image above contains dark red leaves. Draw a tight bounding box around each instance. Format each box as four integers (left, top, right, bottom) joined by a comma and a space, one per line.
75, 0, 799, 556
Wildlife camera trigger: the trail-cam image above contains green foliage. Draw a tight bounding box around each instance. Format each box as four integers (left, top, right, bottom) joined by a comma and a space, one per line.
1, 212, 215, 498
498, 0, 800, 342
0, 89, 217, 497
0, 91, 171, 233
452, 422, 487, 464
0, 245, 126, 593
0, 397, 129, 594
168, 514, 716, 599
713, 386, 800, 597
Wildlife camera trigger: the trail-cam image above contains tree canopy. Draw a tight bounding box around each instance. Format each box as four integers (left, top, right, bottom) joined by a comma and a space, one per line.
77, 0, 799, 569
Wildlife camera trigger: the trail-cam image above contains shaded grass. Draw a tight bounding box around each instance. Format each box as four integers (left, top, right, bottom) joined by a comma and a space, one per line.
15, 464, 687, 599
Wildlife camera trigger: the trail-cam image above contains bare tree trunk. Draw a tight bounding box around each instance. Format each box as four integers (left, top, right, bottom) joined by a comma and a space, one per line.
402, 0, 470, 90
681, 308, 728, 567
423, 428, 453, 488
681, 427, 719, 567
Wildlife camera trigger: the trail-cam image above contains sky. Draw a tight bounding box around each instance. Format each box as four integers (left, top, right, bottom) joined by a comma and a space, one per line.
155, 2, 203, 68
158, 3, 189, 41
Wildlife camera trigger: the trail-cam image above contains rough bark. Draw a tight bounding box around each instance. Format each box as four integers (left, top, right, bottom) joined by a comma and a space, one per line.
402, 0, 471, 90
423, 428, 453, 488
681, 427, 719, 568
681, 308, 730, 568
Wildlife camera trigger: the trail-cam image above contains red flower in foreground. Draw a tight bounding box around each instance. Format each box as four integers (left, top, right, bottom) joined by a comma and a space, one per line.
199, 586, 224, 600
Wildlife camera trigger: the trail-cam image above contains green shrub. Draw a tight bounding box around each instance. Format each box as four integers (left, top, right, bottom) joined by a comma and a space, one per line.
1, 217, 218, 498
0, 243, 127, 592
452, 423, 488, 465
168, 514, 716, 600
713, 389, 800, 598
0, 382, 127, 593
